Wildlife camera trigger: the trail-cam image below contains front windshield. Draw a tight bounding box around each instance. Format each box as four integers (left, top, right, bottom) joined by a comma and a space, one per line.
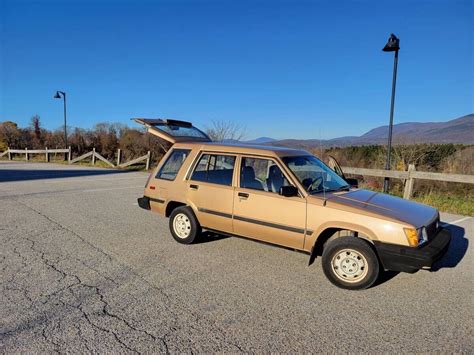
282, 155, 350, 194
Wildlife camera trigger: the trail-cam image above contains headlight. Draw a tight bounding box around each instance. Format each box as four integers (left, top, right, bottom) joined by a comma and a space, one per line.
419, 227, 428, 245
404, 227, 428, 247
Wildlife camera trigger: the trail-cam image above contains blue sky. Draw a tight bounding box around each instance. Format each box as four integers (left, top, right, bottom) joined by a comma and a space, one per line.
1, 0, 472, 139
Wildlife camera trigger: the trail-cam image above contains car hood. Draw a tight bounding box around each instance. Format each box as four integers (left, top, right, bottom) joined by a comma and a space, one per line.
320, 189, 438, 228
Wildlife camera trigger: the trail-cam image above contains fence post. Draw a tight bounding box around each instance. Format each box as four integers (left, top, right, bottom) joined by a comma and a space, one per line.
145, 151, 151, 170
46, 147, 49, 162
8, 147, 11, 160
403, 164, 416, 200
25, 147, 29, 161
117, 149, 121, 166
92, 148, 96, 165
68, 146, 72, 164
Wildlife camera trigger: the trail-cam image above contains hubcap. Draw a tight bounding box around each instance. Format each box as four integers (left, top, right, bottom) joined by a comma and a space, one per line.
173, 213, 191, 239
331, 249, 368, 283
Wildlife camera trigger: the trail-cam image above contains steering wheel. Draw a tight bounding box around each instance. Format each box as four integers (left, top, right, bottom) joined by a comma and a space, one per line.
306, 177, 323, 192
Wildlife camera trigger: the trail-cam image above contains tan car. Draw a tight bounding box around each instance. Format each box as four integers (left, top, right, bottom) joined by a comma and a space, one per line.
135, 118, 451, 290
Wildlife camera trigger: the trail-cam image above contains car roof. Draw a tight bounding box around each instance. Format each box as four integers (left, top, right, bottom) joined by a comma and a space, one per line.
173, 141, 311, 157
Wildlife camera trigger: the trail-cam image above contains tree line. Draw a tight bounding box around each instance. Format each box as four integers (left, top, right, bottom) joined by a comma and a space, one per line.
1, 116, 472, 176
0, 116, 167, 163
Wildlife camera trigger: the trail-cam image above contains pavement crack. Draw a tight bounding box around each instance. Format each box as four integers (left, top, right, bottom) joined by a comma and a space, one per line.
16, 199, 114, 262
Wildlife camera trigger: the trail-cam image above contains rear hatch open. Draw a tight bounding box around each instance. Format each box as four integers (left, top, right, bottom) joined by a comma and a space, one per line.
133, 118, 212, 145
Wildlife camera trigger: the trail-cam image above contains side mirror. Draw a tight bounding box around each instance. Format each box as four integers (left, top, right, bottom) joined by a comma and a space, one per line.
279, 185, 299, 197
345, 178, 358, 188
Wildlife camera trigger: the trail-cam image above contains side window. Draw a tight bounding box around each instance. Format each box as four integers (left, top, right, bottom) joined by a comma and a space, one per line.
191, 154, 236, 186
240, 157, 289, 193
156, 149, 191, 181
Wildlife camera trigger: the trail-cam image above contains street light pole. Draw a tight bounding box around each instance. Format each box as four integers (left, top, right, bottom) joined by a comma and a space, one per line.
382, 34, 400, 193
54, 91, 68, 159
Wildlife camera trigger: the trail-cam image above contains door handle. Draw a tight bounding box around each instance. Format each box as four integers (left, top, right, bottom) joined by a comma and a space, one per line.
238, 192, 249, 199
190, 184, 199, 190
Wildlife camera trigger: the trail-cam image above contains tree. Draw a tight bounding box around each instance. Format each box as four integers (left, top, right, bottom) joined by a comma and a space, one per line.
205, 120, 247, 142
30, 115, 44, 147
0, 121, 22, 148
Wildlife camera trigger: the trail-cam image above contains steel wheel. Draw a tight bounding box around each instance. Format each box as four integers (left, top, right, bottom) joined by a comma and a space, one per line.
173, 213, 192, 239
331, 248, 369, 283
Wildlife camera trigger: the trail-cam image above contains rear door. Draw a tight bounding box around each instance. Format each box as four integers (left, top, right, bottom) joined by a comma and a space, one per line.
186, 152, 236, 235
133, 118, 211, 145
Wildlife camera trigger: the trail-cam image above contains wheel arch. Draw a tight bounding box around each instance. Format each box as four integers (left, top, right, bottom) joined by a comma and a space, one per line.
308, 223, 378, 265
165, 200, 186, 217
165, 199, 200, 218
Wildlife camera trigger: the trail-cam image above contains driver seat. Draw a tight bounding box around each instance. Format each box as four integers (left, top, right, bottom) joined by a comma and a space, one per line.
266, 165, 285, 193
241, 166, 264, 190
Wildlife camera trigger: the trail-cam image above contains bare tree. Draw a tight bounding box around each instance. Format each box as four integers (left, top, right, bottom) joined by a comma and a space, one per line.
30, 114, 43, 147
205, 120, 247, 142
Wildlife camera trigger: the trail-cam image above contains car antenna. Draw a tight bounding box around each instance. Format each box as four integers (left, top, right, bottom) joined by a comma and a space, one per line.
319, 128, 327, 205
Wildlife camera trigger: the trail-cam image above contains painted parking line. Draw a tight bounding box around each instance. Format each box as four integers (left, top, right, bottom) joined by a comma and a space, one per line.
441, 216, 472, 227
82, 185, 144, 193
44, 176, 146, 184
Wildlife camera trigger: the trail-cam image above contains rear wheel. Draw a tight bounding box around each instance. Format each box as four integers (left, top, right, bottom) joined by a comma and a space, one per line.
169, 206, 201, 244
322, 236, 379, 290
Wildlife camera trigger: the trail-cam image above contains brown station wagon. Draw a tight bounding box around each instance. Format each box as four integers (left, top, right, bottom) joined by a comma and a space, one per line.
135, 118, 451, 290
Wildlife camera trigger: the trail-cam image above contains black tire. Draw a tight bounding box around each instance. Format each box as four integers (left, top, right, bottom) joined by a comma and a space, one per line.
322, 236, 379, 290
169, 206, 201, 244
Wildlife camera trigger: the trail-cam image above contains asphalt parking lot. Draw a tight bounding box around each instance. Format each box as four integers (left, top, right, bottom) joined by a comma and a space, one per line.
1, 161, 472, 353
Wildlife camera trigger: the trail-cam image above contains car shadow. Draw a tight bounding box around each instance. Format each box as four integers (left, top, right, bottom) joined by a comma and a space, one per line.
0, 168, 134, 182
430, 224, 468, 271
195, 231, 231, 244
372, 270, 400, 287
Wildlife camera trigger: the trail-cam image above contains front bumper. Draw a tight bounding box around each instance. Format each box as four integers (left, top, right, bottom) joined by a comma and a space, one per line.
374, 228, 451, 273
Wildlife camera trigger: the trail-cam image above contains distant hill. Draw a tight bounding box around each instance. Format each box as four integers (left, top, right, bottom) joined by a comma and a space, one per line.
260, 114, 473, 149
244, 137, 276, 144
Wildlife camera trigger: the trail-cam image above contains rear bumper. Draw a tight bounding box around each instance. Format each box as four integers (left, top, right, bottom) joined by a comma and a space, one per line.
137, 196, 151, 210
374, 228, 451, 273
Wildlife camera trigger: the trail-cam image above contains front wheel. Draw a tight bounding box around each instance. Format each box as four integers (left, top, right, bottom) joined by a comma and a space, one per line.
322, 236, 379, 290
169, 206, 201, 244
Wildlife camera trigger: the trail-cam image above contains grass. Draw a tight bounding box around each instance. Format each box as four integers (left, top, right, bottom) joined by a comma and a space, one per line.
358, 181, 473, 216
412, 192, 473, 216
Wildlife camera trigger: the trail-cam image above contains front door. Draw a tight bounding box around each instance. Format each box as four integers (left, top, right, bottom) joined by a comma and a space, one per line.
187, 152, 236, 234
233, 156, 307, 249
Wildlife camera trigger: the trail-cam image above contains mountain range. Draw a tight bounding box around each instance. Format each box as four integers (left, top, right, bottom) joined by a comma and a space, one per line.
243, 114, 473, 148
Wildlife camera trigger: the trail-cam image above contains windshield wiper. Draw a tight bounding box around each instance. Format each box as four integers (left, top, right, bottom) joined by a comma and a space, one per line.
309, 185, 350, 195
333, 185, 351, 192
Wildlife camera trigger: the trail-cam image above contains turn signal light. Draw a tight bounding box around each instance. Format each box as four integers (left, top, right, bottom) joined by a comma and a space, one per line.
403, 228, 418, 247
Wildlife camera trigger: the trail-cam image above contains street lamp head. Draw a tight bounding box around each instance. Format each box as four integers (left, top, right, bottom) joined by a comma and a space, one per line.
54, 91, 62, 99
382, 33, 400, 52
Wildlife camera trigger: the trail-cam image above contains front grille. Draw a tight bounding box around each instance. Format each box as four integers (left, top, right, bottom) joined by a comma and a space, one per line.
426, 216, 439, 239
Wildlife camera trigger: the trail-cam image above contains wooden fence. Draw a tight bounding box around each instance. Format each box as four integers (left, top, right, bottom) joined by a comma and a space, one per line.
342, 164, 474, 199
1, 147, 71, 162
0, 147, 151, 170
1, 148, 473, 200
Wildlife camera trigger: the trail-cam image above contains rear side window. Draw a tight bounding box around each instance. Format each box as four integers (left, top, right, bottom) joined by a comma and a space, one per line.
157, 149, 191, 180
191, 154, 236, 186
